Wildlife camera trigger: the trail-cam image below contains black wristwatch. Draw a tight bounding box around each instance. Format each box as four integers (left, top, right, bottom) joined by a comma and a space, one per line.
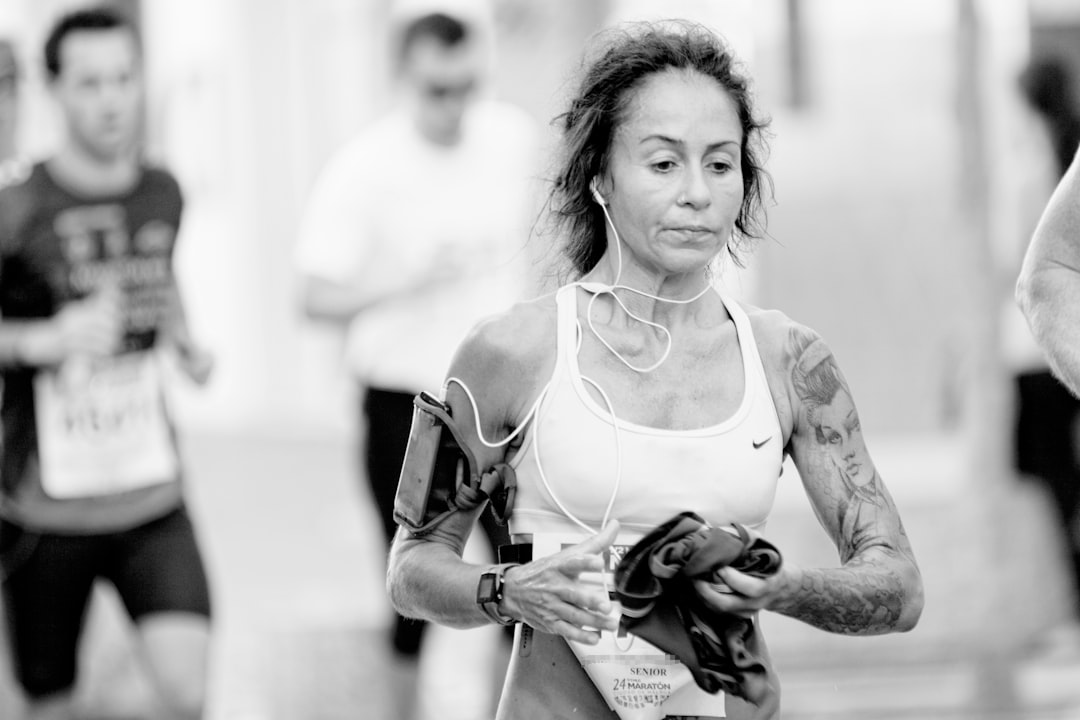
476, 563, 519, 626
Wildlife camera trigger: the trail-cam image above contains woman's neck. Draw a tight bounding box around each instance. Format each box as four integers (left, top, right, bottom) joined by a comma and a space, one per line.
580, 254, 713, 326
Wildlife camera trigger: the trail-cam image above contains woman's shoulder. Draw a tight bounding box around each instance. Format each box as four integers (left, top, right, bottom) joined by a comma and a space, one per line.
452, 292, 560, 379
737, 303, 831, 441
447, 293, 560, 426
739, 302, 825, 370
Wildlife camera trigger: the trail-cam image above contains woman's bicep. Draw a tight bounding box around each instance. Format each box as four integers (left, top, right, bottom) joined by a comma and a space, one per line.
440, 306, 550, 470
783, 326, 914, 566
441, 378, 514, 472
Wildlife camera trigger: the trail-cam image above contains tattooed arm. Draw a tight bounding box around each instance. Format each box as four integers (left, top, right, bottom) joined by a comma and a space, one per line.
775, 324, 922, 633
699, 319, 923, 635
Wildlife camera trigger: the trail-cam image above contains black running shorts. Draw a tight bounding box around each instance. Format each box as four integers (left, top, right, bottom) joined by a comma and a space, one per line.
0, 506, 212, 697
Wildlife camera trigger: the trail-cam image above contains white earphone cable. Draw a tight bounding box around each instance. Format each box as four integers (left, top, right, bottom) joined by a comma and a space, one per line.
443, 375, 550, 450
441, 187, 714, 645
578, 198, 713, 373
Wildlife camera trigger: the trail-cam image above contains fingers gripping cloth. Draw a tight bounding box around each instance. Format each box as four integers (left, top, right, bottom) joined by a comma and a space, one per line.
393, 392, 517, 536
614, 511, 783, 706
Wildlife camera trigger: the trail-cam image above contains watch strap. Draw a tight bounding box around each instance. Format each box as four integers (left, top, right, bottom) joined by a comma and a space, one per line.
477, 563, 519, 626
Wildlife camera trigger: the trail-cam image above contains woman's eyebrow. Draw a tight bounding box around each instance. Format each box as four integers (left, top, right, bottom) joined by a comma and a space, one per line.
639, 134, 740, 153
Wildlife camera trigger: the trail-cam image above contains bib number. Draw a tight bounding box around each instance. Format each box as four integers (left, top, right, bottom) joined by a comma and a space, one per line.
34, 350, 179, 498
532, 531, 725, 720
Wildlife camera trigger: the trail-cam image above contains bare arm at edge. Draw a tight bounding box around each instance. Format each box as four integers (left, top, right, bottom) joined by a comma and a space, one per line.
1017, 146, 1080, 396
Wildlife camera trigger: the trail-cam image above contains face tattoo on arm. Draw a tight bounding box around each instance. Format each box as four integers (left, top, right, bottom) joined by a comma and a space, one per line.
782, 326, 917, 634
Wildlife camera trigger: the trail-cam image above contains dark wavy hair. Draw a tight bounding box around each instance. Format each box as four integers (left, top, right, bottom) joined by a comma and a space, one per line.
547, 20, 772, 277
44, 6, 139, 80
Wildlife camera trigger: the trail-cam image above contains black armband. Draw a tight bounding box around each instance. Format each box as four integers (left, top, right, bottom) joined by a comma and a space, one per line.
393, 391, 516, 536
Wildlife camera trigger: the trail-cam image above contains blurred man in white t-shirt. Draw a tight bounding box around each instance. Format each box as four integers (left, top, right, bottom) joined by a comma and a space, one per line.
295, 9, 539, 720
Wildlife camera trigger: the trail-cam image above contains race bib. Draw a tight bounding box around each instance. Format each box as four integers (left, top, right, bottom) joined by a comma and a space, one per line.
532, 531, 724, 720
34, 350, 179, 498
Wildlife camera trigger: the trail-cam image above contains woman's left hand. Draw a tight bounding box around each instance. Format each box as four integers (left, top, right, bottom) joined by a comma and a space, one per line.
693, 562, 801, 616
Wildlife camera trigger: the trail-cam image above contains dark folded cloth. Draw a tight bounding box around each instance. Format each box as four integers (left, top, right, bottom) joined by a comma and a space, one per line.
614, 511, 782, 706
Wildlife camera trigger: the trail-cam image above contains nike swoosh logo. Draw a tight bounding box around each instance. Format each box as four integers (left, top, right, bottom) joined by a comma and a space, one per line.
752, 437, 772, 449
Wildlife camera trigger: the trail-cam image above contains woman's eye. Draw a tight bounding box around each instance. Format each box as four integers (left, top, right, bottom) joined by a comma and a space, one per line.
652, 160, 676, 172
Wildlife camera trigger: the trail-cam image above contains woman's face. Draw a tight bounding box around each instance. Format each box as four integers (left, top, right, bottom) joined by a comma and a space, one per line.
600, 68, 745, 277
816, 389, 873, 487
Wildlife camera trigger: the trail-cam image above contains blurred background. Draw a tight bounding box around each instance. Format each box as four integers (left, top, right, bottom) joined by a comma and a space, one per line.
2, 0, 1080, 718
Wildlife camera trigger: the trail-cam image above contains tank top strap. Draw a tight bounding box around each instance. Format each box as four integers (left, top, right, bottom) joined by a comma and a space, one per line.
507, 285, 577, 471
554, 284, 580, 373
719, 294, 771, 394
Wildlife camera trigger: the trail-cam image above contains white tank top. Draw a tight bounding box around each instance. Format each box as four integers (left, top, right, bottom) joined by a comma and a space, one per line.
508, 285, 784, 538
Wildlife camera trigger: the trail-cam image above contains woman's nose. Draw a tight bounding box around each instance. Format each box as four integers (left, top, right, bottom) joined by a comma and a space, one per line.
677, 168, 712, 209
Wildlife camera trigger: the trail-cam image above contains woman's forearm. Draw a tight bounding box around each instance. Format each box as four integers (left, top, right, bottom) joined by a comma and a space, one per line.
387, 526, 497, 630
770, 552, 923, 636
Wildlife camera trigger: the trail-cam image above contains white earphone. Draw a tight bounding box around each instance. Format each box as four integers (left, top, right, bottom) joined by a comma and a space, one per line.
590, 177, 607, 206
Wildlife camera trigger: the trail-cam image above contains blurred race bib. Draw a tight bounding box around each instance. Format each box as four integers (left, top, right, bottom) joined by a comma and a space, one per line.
34, 350, 179, 498
532, 531, 724, 720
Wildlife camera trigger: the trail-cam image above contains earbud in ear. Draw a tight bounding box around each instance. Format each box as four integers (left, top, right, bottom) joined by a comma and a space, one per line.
590, 178, 607, 206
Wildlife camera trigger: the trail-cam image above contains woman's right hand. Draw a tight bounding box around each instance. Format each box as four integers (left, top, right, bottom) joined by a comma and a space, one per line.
500, 521, 622, 644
